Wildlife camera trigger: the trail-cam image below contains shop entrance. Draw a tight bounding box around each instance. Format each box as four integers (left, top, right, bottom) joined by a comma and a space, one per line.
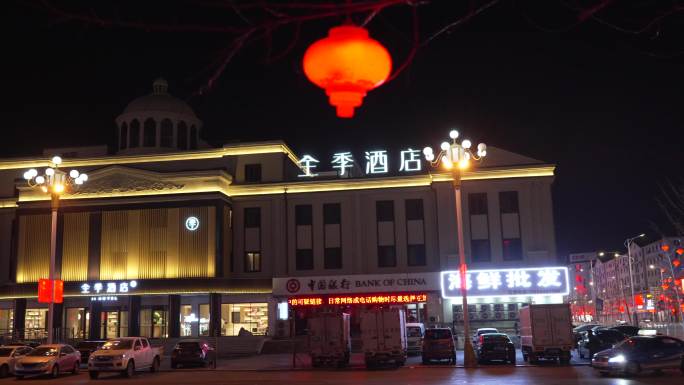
141, 308, 167, 338
24, 308, 47, 340
64, 308, 89, 339
100, 309, 129, 338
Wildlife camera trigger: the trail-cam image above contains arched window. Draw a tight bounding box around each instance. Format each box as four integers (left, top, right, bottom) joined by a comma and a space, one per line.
160, 119, 173, 147
129, 119, 140, 148
177, 121, 188, 150
190, 125, 198, 150
120, 122, 128, 150
143, 118, 156, 147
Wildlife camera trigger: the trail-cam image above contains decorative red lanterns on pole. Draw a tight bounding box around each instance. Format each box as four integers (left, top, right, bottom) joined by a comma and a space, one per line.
303, 25, 392, 118
37, 278, 63, 304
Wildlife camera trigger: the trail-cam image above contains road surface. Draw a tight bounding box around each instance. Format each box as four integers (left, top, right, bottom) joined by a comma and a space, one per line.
1, 365, 683, 385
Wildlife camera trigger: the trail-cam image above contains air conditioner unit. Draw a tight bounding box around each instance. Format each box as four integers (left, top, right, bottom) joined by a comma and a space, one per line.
494, 312, 503, 319
508, 312, 518, 320
481, 312, 491, 319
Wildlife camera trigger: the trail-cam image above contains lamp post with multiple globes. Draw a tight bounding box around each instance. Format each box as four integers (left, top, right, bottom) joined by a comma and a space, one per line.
23, 156, 88, 344
423, 130, 487, 368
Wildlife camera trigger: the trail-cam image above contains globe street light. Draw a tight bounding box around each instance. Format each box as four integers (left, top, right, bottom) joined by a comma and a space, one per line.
423, 129, 486, 368
24, 156, 87, 344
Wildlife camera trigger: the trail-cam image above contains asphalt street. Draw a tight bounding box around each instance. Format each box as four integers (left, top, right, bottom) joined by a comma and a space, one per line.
1, 365, 683, 385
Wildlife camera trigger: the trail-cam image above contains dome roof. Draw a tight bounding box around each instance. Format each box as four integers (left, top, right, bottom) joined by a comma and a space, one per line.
122, 78, 197, 118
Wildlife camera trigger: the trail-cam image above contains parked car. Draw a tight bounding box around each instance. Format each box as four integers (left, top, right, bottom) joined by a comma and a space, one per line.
406, 323, 425, 355
592, 336, 684, 376
472, 328, 498, 347
171, 339, 216, 368
88, 337, 162, 379
14, 344, 81, 379
476, 333, 516, 365
75, 340, 106, 364
573, 324, 602, 342
578, 329, 627, 359
0, 345, 32, 378
610, 326, 640, 337
422, 328, 456, 365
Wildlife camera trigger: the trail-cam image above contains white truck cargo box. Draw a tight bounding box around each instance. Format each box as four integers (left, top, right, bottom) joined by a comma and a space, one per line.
520, 304, 574, 364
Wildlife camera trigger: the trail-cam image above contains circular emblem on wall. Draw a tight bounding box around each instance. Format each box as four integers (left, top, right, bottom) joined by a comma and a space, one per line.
286, 279, 301, 293
185, 216, 200, 231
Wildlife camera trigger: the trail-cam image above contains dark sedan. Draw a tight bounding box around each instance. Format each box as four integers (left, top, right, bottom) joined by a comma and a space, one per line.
476, 333, 516, 364
610, 325, 640, 337
74, 340, 106, 364
578, 329, 626, 359
592, 336, 684, 376
171, 340, 216, 368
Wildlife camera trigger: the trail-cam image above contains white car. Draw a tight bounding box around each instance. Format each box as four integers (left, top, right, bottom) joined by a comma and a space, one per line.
88, 337, 162, 379
14, 344, 81, 379
0, 345, 32, 377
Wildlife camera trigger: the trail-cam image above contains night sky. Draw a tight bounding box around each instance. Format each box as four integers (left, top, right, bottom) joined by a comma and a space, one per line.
3, 1, 683, 257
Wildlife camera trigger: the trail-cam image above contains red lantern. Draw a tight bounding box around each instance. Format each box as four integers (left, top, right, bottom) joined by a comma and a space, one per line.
673, 259, 681, 268
53, 279, 64, 304
38, 278, 52, 303
619, 305, 625, 313
635, 294, 644, 306
661, 244, 671, 252
676, 247, 684, 256
303, 25, 392, 118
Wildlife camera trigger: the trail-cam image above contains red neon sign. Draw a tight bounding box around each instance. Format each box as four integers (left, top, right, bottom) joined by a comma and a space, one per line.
288, 293, 428, 307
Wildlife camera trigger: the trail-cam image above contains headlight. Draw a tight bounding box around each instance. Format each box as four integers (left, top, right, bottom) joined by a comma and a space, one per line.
608, 355, 626, 363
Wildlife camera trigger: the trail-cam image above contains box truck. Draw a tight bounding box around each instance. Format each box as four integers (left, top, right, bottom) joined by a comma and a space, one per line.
519, 304, 574, 364
360, 308, 407, 368
307, 313, 351, 368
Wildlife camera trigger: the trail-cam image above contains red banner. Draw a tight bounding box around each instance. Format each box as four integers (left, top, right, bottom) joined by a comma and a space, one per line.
37, 279, 64, 303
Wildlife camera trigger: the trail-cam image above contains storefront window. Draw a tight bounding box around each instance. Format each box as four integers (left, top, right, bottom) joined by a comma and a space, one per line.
180, 305, 194, 337
25, 309, 47, 340
141, 308, 168, 338
0, 309, 13, 336
199, 304, 210, 336
220, 303, 268, 336
120, 311, 128, 337
65, 308, 87, 339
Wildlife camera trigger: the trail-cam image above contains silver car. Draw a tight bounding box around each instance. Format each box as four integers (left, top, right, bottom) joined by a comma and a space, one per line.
14, 344, 81, 379
0, 345, 32, 378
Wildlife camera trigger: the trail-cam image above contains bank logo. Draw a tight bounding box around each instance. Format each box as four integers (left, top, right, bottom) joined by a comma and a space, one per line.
286, 279, 301, 293
185, 216, 200, 231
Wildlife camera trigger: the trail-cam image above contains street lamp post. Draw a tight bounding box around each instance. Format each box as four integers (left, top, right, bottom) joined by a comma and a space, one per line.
423, 129, 487, 368
624, 233, 645, 327
23, 156, 88, 344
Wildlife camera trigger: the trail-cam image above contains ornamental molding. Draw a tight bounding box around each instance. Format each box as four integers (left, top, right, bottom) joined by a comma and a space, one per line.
71, 173, 184, 195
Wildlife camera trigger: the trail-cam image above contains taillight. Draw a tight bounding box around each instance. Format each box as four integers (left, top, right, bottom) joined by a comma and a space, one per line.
479, 335, 484, 345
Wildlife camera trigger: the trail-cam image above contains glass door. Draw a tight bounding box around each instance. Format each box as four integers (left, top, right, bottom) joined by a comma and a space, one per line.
100, 311, 120, 339
65, 308, 87, 339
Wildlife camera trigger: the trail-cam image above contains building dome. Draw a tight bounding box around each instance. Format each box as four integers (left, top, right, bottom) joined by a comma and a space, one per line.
122, 78, 197, 118
115, 78, 203, 155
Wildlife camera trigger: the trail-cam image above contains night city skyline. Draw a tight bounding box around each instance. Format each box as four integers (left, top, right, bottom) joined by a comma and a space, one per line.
3, 0, 684, 257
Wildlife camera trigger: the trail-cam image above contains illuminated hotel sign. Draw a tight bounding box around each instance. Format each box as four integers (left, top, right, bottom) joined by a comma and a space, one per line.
288, 293, 428, 306
298, 148, 423, 177
80, 280, 138, 295
440, 267, 569, 299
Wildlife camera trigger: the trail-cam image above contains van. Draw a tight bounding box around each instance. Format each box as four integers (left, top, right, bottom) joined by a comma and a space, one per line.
406, 323, 425, 355
421, 328, 456, 365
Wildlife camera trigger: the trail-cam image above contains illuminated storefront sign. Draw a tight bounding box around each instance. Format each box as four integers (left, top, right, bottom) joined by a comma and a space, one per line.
80, 280, 137, 295
91, 296, 118, 302
288, 293, 428, 306
440, 267, 569, 299
298, 148, 424, 177
273, 272, 438, 296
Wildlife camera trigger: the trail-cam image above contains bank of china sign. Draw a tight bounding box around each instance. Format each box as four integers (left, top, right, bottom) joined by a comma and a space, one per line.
273, 272, 439, 296
440, 267, 569, 299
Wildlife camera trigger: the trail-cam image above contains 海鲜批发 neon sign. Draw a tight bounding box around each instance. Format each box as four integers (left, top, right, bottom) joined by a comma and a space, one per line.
440, 267, 569, 299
